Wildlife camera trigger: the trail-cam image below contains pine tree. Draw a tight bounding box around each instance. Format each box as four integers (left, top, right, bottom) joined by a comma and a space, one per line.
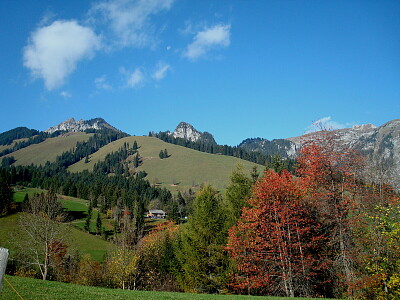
96, 212, 102, 235
133, 153, 140, 167
84, 201, 93, 233
132, 140, 138, 150
159, 150, 165, 159
164, 149, 169, 158
178, 184, 228, 293
225, 165, 252, 228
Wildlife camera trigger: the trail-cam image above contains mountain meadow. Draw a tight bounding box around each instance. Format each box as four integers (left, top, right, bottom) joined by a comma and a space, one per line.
0, 118, 399, 299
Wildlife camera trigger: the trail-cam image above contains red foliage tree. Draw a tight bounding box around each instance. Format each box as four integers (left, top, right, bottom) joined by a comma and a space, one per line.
227, 169, 327, 297
296, 132, 365, 296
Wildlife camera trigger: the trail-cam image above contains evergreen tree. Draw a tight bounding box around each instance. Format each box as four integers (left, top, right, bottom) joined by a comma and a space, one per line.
132, 140, 138, 150
164, 149, 169, 158
96, 212, 102, 235
0, 171, 13, 215
178, 184, 228, 293
133, 153, 140, 167
84, 201, 93, 233
225, 165, 252, 228
159, 150, 165, 159
250, 165, 259, 184
168, 200, 180, 223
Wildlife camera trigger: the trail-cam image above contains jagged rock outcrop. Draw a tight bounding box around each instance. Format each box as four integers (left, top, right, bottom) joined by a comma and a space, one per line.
44, 118, 120, 134
170, 122, 216, 144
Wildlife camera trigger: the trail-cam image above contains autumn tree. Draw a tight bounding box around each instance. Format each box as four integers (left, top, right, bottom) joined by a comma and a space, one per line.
352, 183, 400, 299
136, 222, 180, 291
296, 132, 365, 297
178, 184, 229, 293
74, 254, 103, 286
12, 191, 69, 280
227, 169, 327, 297
104, 247, 139, 290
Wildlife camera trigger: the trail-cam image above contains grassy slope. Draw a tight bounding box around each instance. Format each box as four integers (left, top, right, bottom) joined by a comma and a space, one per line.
0, 137, 29, 153
6, 133, 92, 166
13, 187, 45, 202
2, 189, 111, 262
0, 276, 333, 300
0, 213, 110, 262
69, 136, 262, 192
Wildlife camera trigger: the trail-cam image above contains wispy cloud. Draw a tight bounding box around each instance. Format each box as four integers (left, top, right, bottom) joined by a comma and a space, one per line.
23, 20, 101, 90
152, 62, 170, 80
60, 91, 71, 98
91, 0, 174, 48
306, 116, 347, 133
125, 68, 144, 88
184, 24, 231, 60
95, 75, 112, 90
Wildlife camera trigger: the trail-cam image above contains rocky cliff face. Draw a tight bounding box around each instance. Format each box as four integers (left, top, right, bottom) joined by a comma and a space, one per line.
44, 118, 120, 134
170, 122, 216, 144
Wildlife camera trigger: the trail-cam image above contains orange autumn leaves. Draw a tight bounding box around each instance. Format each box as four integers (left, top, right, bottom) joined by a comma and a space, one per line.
226, 169, 327, 297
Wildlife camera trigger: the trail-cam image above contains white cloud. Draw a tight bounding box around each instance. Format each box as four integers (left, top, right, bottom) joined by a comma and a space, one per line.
152, 63, 170, 80
60, 91, 71, 98
127, 68, 144, 87
23, 20, 101, 90
95, 75, 112, 90
306, 116, 346, 133
184, 24, 231, 60
92, 0, 174, 48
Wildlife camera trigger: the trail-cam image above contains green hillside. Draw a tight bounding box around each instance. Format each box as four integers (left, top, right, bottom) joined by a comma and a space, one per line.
68, 136, 262, 191
0, 137, 29, 153
6, 133, 93, 166
0, 212, 110, 262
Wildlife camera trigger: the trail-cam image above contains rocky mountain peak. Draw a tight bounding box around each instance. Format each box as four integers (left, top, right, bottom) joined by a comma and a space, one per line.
44, 117, 120, 134
171, 122, 216, 144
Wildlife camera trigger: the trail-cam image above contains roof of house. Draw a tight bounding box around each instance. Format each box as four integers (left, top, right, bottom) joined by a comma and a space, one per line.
148, 209, 166, 214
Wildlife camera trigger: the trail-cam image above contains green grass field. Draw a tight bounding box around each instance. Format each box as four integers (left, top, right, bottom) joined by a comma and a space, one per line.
0, 275, 336, 300
6, 133, 93, 166
69, 136, 262, 192
13, 187, 45, 202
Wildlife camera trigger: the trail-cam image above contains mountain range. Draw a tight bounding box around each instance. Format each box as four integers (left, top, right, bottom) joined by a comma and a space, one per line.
1, 117, 399, 189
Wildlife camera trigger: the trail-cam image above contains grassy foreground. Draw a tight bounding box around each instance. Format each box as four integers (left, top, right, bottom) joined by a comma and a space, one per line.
0, 276, 335, 300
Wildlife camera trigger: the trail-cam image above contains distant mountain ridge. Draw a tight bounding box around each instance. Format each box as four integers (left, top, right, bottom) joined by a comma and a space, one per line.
239, 119, 400, 189
44, 117, 121, 134
239, 137, 297, 158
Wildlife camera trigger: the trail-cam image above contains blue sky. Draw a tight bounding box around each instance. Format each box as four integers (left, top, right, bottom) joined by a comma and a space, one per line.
1, 0, 399, 145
